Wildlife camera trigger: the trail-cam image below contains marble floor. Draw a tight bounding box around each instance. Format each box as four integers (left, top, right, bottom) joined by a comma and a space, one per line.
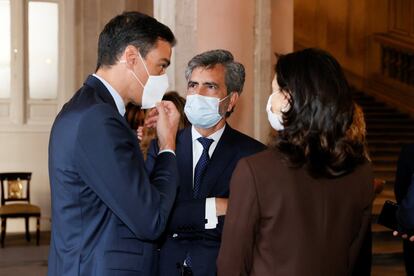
0, 232, 407, 276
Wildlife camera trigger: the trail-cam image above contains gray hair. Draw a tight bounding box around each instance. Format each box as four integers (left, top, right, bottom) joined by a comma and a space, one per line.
185, 49, 245, 94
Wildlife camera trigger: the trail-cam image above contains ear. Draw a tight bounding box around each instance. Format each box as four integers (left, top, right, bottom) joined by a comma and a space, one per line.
227, 92, 239, 112
123, 45, 139, 66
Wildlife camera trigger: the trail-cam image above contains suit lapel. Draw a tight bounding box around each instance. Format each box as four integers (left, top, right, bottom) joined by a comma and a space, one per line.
199, 125, 239, 197
176, 127, 194, 199
84, 75, 132, 132
85, 75, 118, 109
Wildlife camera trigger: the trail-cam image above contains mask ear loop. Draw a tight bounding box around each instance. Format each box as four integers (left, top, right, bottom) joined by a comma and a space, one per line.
119, 59, 145, 88
137, 51, 150, 77
218, 92, 233, 116
219, 92, 233, 103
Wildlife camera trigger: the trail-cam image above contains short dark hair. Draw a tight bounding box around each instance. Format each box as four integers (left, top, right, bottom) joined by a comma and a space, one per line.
185, 49, 245, 95
272, 48, 366, 178
96, 11, 176, 70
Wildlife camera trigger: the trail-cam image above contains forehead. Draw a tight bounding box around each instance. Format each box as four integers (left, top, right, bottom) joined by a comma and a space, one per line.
145, 39, 172, 61
189, 64, 226, 83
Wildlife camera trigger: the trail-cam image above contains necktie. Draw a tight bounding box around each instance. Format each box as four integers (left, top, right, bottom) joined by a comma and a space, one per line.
184, 137, 213, 269
193, 137, 214, 197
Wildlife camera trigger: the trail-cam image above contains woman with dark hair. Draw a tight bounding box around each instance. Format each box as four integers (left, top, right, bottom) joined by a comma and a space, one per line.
217, 48, 374, 276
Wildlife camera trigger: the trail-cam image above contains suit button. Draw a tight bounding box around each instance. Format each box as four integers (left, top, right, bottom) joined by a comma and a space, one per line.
172, 233, 178, 238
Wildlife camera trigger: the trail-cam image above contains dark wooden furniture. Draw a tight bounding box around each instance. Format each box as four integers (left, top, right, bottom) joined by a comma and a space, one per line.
0, 172, 41, 247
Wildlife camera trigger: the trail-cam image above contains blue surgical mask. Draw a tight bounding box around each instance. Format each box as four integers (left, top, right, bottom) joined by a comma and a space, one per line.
184, 94, 231, 129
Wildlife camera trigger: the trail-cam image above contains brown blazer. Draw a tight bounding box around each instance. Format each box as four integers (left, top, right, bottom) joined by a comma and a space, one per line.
217, 149, 374, 276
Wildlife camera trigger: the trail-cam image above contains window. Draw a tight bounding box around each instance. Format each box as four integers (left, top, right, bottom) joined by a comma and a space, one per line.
0, 0, 11, 99
28, 1, 58, 100
0, 0, 64, 128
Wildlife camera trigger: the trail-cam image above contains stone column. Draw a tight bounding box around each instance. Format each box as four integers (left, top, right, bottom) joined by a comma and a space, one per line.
154, 0, 198, 95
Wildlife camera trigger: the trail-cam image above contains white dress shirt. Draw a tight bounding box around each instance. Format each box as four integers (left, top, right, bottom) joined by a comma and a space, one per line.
191, 125, 226, 229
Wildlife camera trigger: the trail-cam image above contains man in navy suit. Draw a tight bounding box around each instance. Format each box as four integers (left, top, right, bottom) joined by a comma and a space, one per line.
394, 144, 414, 275
145, 50, 266, 276
48, 12, 180, 276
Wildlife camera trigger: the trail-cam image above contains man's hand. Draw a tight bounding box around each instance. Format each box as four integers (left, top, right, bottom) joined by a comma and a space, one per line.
216, 198, 228, 216
155, 101, 180, 152
393, 231, 414, 242
144, 108, 158, 129
137, 126, 144, 141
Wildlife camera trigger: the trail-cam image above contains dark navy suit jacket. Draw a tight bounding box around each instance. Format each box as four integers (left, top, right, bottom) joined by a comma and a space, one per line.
146, 125, 266, 276
48, 75, 178, 276
396, 144, 414, 231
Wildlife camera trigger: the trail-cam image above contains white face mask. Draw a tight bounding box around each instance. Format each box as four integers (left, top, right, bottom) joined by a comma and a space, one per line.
184, 94, 231, 129
266, 93, 289, 131
121, 52, 169, 109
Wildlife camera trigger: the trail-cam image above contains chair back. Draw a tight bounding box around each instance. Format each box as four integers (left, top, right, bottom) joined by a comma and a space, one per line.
0, 172, 32, 205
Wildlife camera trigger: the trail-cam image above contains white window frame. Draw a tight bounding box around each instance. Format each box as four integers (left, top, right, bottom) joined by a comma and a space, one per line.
0, 0, 75, 132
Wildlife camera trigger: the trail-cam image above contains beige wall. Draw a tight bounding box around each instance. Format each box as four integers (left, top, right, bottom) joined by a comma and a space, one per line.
271, 0, 294, 56
0, 131, 50, 231
197, 0, 256, 136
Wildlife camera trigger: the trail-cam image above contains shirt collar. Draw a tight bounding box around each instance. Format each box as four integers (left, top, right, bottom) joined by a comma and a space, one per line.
191, 124, 226, 143
92, 74, 126, 116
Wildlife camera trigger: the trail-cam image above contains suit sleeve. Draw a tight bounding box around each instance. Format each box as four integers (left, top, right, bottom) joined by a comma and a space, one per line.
395, 145, 414, 202
166, 200, 207, 232
394, 145, 414, 231
145, 138, 159, 174
397, 176, 414, 231
217, 158, 259, 276
147, 138, 210, 233
75, 105, 178, 241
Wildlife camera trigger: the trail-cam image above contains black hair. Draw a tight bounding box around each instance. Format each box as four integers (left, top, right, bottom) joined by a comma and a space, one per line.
96, 11, 176, 70
272, 48, 366, 178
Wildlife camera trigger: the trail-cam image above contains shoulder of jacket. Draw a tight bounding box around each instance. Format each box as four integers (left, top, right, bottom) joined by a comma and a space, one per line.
228, 127, 266, 149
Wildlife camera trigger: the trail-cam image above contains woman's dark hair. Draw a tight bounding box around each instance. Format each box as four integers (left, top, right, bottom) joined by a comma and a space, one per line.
96, 11, 176, 70
272, 48, 367, 178
125, 103, 145, 130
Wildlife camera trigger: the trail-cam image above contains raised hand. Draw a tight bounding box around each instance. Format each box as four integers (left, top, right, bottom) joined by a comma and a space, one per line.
155, 101, 180, 152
